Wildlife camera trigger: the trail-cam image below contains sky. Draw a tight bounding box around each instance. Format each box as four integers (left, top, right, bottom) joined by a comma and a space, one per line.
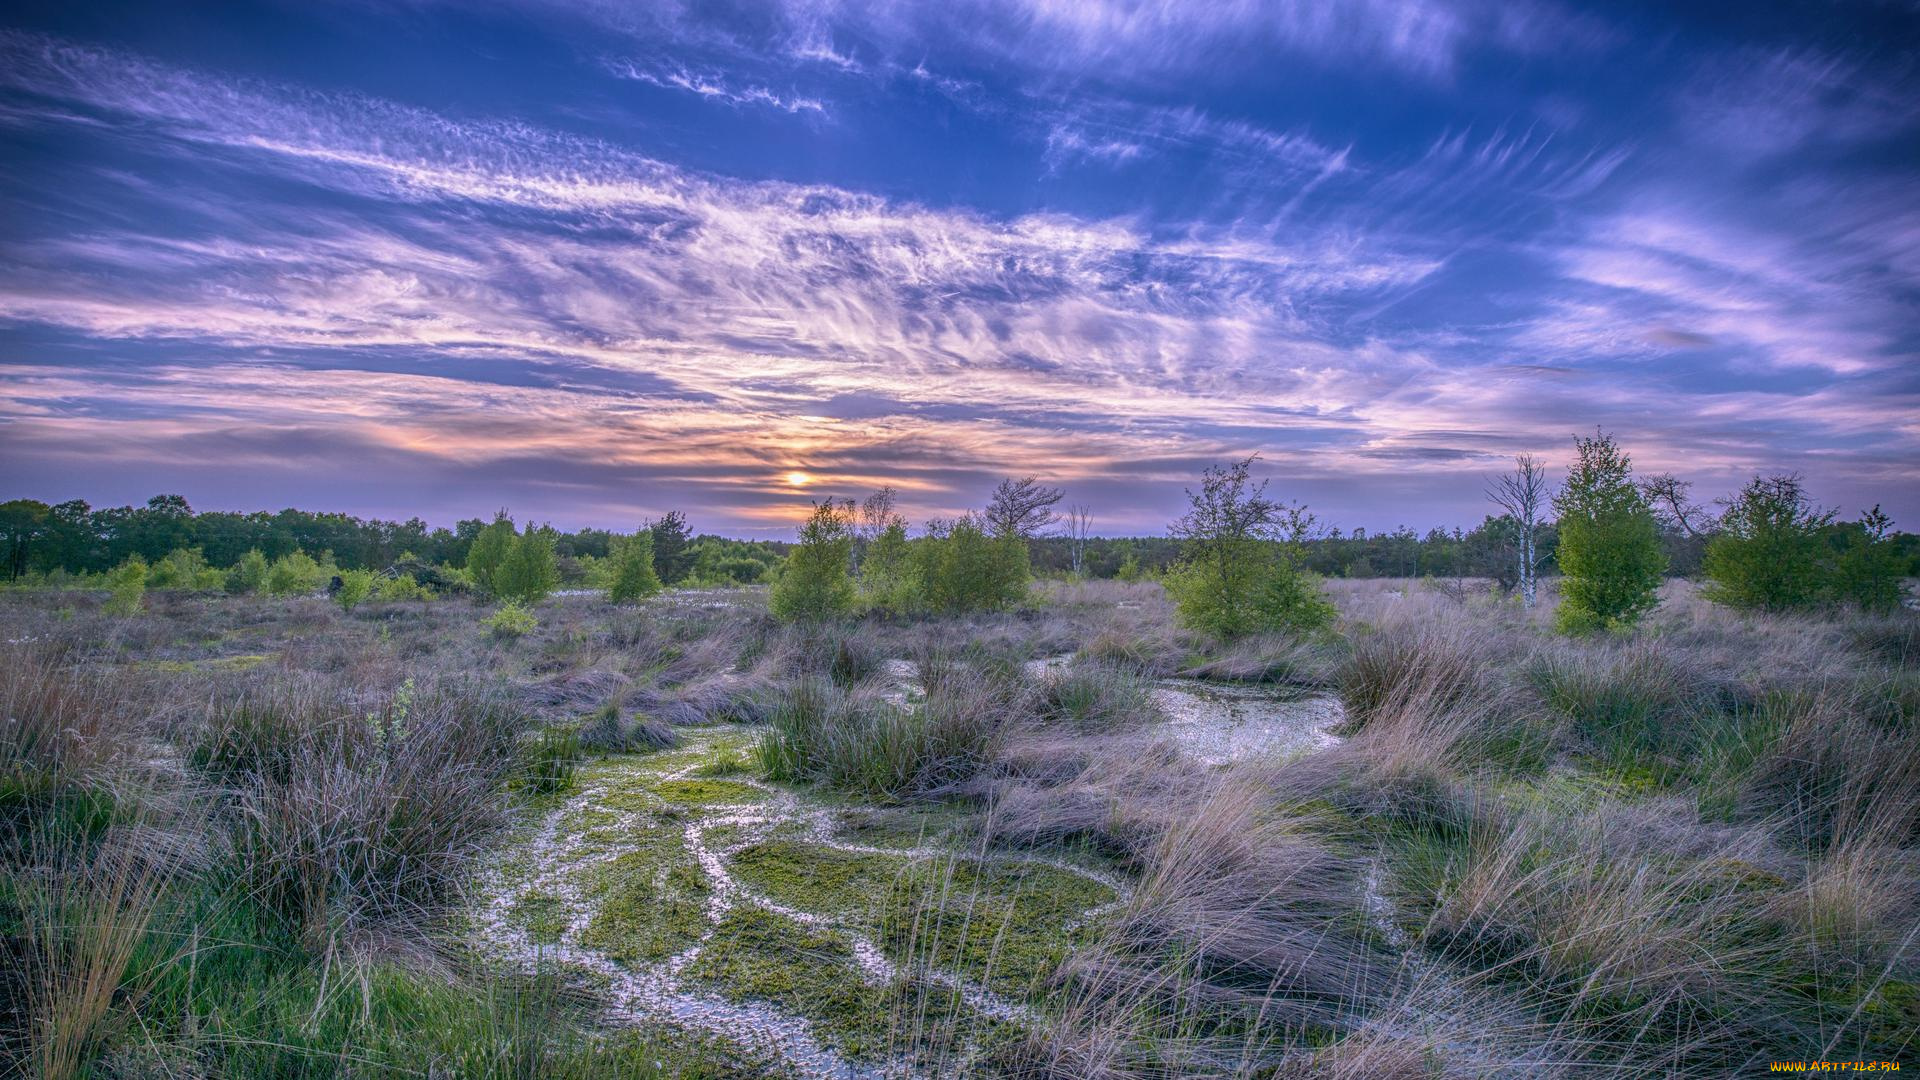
0, 1, 1915, 536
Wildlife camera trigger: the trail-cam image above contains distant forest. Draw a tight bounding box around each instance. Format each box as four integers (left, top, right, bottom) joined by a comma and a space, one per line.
3, 494, 1917, 586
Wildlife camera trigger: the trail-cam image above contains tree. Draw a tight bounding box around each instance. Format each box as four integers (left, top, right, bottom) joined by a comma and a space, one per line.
1161, 456, 1333, 638
1830, 506, 1906, 612
985, 477, 1063, 539
607, 531, 663, 604
1552, 431, 1665, 632
1701, 474, 1834, 611
1487, 454, 1552, 607
854, 487, 901, 571
1065, 505, 1093, 578
496, 523, 559, 604
770, 500, 856, 621
465, 511, 516, 596
857, 518, 916, 613
0, 499, 49, 581
649, 510, 694, 585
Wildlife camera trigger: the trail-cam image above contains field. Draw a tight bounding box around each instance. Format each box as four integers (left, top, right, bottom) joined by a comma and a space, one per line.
4, 577, 1916, 1077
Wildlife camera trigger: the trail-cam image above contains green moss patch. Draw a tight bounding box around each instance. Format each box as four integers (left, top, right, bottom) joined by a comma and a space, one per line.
510, 891, 571, 944
572, 820, 713, 966
731, 840, 910, 921
881, 859, 1116, 995
649, 778, 766, 806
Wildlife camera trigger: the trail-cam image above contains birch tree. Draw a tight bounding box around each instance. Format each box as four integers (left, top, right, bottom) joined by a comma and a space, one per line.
1065, 504, 1093, 578
1487, 454, 1552, 608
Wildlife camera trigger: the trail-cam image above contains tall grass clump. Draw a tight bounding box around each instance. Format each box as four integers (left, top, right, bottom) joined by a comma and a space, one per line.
759, 669, 1016, 800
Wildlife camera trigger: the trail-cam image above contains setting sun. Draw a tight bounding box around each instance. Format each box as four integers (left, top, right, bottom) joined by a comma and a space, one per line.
784, 470, 813, 488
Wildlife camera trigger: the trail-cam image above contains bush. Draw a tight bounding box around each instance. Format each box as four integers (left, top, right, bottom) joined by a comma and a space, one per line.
495, 524, 558, 604
769, 501, 856, 622
103, 557, 146, 616
485, 601, 537, 639
146, 547, 216, 590
264, 551, 323, 597
1702, 474, 1833, 612
911, 515, 1028, 614
334, 569, 375, 612
225, 548, 269, 594
1553, 431, 1664, 632
372, 573, 430, 602
606, 531, 663, 604
1164, 457, 1332, 638
856, 519, 917, 613
464, 512, 516, 596
1829, 506, 1906, 612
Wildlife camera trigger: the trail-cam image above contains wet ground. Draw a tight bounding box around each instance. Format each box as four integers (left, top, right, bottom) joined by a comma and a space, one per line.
471, 662, 1346, 1077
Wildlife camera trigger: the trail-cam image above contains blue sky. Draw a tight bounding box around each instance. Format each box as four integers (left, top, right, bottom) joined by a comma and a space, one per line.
0, 1, 1914, 535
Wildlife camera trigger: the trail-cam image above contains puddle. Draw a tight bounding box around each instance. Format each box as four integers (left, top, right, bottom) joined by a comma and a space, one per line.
469, 728, 1121, 1079
1149, 681, 1344, 765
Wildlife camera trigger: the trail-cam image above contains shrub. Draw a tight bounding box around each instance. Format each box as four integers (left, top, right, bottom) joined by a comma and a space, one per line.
769, 500, 856, 622
1829, 506, 1906, 612
856, 519, 917, 613
1163, 456, 1332, 638
485, 601, 537, 639
264, 551, 323, 597
1702, 474, 1833, 612
464, 511, 516, 596
102, 557, 146, 616
495, 524, 558, 603
225, 548, 269, 594
333, 568, 375, 612
912, 515, 1028, 614
146, 547, 214, 590
372, 572, 430, 602
1553, 431, 1664, 632
606, 530, 663, 604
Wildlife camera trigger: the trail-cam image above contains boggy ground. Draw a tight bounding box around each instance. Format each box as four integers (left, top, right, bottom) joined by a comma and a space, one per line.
3, 577, 1916, 1078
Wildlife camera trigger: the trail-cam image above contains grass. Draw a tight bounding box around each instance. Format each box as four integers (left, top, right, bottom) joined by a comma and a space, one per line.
2, 575, 1915, 1077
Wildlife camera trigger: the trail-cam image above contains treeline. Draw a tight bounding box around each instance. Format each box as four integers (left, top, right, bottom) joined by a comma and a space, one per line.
0, 497, 787, 586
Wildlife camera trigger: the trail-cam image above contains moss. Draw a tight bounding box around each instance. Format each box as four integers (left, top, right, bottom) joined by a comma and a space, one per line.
685, 905, 1007, 1064
881, 858, 1115, 995
138, 652, 274, 674
510, 890, 571, 943
573, 819, 712, 966
730, 840, 908, 921
650, 778, 766, 806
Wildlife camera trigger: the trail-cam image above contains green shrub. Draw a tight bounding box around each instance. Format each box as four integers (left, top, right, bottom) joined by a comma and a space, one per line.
103, 556, 147, 615
1829, 506, 1906, 612
1164, 457, 1332, 638
146, 547, 215, 590
264, 551, 323, 597
607, 531, 663, 604
334, 568, 375, 612
225, 548, 269, 594
856, 519, 917, 612
485, 601, 537, 639
372, 573, 430, 602
1702, 474, 1833, 612
495, 524, 559, 603
464, 511, 516, 596
1553, 431, 1664, 632
911, 515, 1027, 614
770, 501, 856, 622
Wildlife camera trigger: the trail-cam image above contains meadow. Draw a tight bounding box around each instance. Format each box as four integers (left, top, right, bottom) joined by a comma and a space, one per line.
3, 568, 1914, 1079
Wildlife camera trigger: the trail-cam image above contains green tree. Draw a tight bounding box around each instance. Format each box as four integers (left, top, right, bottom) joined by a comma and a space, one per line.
1162, 456, 1333, 638
857, 518, 917, 613
607, 530, 663, 604
1553, 431, 1665, 632
335, 568, 375, 612
0, 499, 50, 581
226, 548, 270, 594
465, 511, 516, 597
770, 500, 856, 622
1702, 474, 1833, 612
496, 523, 559, 604
1829, 505, 1905, 612
649, 510, 694, 585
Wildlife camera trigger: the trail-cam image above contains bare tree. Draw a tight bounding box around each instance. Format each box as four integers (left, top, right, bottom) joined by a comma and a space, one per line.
1639, 472, 1710, 539
1488, 453, 1552, 608
1065, 505, 1093, 577
985, 476, 1063, 539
